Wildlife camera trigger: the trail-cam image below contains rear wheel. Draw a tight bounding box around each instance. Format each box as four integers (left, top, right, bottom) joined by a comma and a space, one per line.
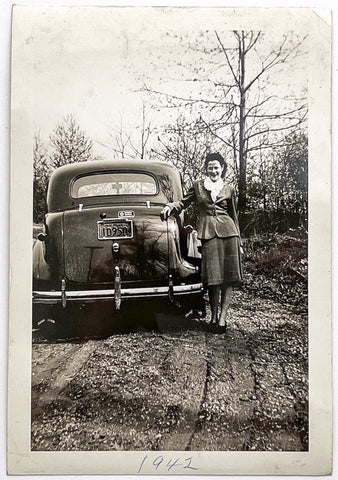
33, 304, 66, 340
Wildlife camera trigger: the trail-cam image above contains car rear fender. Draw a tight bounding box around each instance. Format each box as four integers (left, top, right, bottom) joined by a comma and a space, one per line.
46, 211, 64, 261
32, 239, 51, 282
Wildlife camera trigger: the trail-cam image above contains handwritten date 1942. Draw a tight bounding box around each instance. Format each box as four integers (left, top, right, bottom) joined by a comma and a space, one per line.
138, 455, 198, 473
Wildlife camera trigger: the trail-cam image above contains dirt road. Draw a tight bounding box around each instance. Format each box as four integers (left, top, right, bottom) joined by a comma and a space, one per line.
31, 290, 308, 451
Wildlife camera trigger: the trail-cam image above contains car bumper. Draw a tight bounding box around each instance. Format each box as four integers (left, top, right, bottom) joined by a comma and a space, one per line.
33, 283, 204, 305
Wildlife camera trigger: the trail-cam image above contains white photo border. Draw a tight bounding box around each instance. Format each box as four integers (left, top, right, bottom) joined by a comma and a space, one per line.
7, 5, 332, 476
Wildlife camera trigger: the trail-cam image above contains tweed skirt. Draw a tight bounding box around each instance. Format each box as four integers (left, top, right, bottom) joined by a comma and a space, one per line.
201, 236, 243, 286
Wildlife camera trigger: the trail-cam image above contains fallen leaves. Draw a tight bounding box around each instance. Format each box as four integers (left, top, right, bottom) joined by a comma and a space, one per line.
31, 291, 308, 452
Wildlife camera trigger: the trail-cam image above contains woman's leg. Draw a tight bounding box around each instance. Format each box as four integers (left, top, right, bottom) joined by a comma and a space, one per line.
219, 285, 233, 327
208, 285, 221, 324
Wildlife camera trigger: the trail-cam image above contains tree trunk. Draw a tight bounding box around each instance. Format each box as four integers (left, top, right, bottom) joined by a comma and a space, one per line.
238, 36, 247, 214
238, 93, 246, 213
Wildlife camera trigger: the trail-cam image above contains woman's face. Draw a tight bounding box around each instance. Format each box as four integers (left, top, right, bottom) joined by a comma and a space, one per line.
206, 160, 223, 182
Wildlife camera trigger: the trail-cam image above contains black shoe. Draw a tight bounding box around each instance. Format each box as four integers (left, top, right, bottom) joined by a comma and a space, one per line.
214, 324, 227, 334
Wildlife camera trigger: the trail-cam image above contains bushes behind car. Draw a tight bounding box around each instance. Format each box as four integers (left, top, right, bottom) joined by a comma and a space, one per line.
242, 229, 307, 313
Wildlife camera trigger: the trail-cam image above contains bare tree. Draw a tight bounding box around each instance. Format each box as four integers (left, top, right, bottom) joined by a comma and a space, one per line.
142, 30, 307, 213
102, 104, 152, 160
107, 118, 133, 159
153, 115, 234, 186
130, 103, 151, 160
211, 31, 307, 212
50, 114, 94, 167
155, 116, 205, 185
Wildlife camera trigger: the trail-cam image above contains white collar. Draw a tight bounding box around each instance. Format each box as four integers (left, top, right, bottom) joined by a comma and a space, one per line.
203, 177, 224, 202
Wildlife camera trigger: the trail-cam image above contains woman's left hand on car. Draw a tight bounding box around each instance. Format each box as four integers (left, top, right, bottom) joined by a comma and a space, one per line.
160, 205, 171, 221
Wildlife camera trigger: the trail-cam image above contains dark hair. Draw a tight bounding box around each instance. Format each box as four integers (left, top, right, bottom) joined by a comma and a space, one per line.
205, 153, 227, 178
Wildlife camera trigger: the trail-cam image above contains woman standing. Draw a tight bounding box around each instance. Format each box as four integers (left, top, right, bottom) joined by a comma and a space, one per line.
161, 153, 243, 331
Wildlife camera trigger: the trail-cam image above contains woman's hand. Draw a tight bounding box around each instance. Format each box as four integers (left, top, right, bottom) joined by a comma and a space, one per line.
240, 246, 244, 256
160, 206, 171, 221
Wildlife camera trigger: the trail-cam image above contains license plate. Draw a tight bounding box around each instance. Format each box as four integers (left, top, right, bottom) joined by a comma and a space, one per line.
97, 218, 133, 240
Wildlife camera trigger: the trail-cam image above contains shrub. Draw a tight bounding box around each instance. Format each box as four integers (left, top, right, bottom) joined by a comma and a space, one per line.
242, 230, 307, 313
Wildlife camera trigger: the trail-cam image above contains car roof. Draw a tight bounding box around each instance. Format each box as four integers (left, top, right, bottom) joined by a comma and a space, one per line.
47, 159, 183, 212
50, 159, 179, 176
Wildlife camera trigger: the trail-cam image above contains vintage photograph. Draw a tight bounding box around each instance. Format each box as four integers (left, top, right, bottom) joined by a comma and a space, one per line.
8, 6, 332, 476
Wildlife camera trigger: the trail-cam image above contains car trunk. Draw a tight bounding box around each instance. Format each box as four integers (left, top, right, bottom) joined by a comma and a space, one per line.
63, 204, 173, 286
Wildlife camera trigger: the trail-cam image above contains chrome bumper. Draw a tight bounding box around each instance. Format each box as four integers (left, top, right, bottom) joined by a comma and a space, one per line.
33, 283, 203, 305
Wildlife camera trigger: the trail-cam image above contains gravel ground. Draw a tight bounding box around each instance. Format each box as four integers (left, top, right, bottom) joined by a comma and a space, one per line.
31, 290, 308, 451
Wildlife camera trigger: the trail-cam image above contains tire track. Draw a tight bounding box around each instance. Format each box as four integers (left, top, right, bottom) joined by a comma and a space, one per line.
31, 340, 98, 417
184, 358, 211, 451
158, 330, 209, 451
186, 327, 258, 451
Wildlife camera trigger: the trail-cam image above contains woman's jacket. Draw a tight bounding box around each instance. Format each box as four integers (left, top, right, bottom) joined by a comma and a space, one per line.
168, 179, 242, 242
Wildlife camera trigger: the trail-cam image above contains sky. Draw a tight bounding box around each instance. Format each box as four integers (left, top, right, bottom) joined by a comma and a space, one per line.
11, 6, 309, 159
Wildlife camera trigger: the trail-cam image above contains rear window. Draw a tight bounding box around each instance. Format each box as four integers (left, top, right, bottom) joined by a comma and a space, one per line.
72, 172, 158, 198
